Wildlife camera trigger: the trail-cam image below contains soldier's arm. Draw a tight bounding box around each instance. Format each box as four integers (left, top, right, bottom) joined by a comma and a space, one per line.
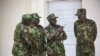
44, 29, 51, 40
74, 23, 77, 38
57, 30, 67, 40
44, 28, 56, 40
42, 29, 47, 51
93, 21, 97, 41
14, 23, 23, 41
24, 34, 32, 46
48, 30, 58, 40
48, 26, 64, 40
62, 30, 67, 40
13, 23, 24, 54
22, 26, 33, 46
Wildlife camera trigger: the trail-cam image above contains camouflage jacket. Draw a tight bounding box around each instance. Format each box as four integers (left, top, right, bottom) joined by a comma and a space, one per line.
23, 25, 46, 55
44, 24, 67, 55
12, 23, 30, 56
74, 19, 97, 53
74, 19, 97, 44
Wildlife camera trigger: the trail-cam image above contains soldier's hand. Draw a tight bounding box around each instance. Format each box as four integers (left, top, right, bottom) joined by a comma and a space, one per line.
56, 26, 64, 32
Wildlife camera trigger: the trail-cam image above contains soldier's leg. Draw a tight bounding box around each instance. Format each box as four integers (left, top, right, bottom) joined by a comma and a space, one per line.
84, 52, 95, 56
89, 51, 95, 56
32, 54, 37, 56
57, 54, 65, 56
83, 52, 90, 56
48, 54, 56, 56
41, 51, 46, 56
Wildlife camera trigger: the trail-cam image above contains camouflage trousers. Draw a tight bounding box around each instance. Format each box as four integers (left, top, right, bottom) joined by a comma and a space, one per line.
31, 51, 46, 56
76, 44, 95, 56
48, 54, 65, 56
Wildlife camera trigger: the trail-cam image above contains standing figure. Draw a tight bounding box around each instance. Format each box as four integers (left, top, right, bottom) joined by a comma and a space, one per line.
74, 8, 97, 56
24, 13, 46, 56
12, 14, 32, 56
44, 14, 67, 56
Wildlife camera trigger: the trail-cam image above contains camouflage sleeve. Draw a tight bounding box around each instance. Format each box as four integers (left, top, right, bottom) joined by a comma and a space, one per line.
22, 27, 33, 46
93, 21, 97, 41
44, 28, 49, 39
42, 29, 47, 51
14, 23, 23, 41
61, 30, 67, 40
57, 25, 67, 40
13, 23, 21, 54
23, 33, 32, 46
74, 22, 77, 38
13, 23, 24, 56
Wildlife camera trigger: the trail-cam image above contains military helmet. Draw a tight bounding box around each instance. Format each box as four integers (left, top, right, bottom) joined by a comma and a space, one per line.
47, 14, 58, 20
31, 13, 41, 19
22, 14, 32, 20
75, 8, 86, 16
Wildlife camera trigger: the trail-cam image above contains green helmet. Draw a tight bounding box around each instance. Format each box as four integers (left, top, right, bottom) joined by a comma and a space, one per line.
47, 13, 58, 20
31, 13, 41, 19
75, 8, 86, 16
22, 14, 32, 20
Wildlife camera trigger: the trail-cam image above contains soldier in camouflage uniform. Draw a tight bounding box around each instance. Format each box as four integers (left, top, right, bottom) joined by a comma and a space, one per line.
74, 8, 97, 56
12, 14, 32, 56
23, 13, 46, 56
44, 14, 67, 56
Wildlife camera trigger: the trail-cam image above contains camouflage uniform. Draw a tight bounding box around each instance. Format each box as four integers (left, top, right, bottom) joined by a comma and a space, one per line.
74, 8, 97, 56
12, 14, 32, 56
23, 13, 46, 56
44, 14, 67, 56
